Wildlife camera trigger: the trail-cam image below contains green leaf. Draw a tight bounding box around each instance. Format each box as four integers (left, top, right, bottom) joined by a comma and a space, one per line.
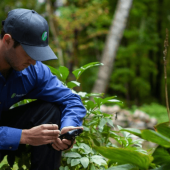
102, 96, 122, 105
82, 125, 89, 131
86, 93, 104, 97
84, 100, 96, 111
90, 155, 107, 166
106, 118, 114, 127
98, 118, 107, 132
93, 146, 153, 169
150, 164, 170, 170
79, 143, 93, 154
110, 131, 119, 138
77, 92, 87, 98
91, 137, 101, 146
59, 166, 64, 170
141, 129, 170, 147
46, 65, 61, 78
71, 159, 80, 166
64, 166, 70, 170
64, 152, 81, 158
152, 145, 170, 165
80, 157, 89, 168
72, 62, 103, 80
90, 164, 96, 170
107, 164, 138, 170
67, 81, 80, 89
67, 158, 71, 164
59, 166, 70, 170
155, 122, 170, 138
59, 66, 69, 82
120, 128, 142, 137
94, 97, 103, 107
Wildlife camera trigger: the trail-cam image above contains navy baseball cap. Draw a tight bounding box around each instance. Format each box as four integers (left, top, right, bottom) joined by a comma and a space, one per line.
2, 8, 57, 61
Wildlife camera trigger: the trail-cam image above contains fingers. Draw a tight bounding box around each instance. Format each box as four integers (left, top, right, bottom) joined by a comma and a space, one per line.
52, 138, 69, 151
52, 143, 60, 151
42, 129, 60, 136
62, 139, 76, 151
62, 139, 72, 145
40, 124, 59, 130
61, 126, 83, 134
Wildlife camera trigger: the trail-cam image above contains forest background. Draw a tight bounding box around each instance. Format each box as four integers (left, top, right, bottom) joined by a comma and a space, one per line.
1, 0, 170, 122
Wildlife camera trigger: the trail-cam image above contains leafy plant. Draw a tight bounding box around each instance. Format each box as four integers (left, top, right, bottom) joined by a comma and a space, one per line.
2, 62, 170, 170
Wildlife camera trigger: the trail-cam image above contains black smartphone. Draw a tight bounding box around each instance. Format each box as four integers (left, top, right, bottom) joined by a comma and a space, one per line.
59, 129, 83, 140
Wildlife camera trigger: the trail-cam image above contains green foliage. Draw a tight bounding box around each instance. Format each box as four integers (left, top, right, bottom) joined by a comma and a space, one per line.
2, 62, 170, 170
94, 146, 153, 170
107, 164, 138, 170
72, 62, 103, 81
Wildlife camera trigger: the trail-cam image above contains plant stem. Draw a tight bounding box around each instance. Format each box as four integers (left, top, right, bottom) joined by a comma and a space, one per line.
163, 28, 170, 123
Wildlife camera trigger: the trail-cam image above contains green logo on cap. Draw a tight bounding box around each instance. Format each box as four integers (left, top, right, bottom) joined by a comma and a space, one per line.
11, 93, 16, 98
42, 31, 47, 41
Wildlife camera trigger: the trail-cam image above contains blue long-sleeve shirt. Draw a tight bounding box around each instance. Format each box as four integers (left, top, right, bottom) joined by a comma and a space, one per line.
0, 61, 86, 150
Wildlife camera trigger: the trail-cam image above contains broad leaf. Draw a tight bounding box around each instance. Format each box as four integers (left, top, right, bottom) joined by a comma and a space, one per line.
155, 122, 170, 138
82, 125, 89, 131
90, 155, 107, 166
71, 159, 80, 166
72, 62, 103, 80
150, 163, 170, 170
120, 128, 142, 137
102, 96, 122, 105
79, 143, 93, 154
67, 81, 80, 89
107, 164, 138, 170
141, 129, 170, 147
59, 166, 70, 170
80, 157, 89, 168
152, 145, 170, 165
59, 66, 69, 82
98, 118, 107, 132
94, 97, 103, 107
106, 118, 114, 127
77, 92, 87, 98
64, 152, 81, 158
90, 164, 96, 170
94, 146, 153, 169
47, 65, 61, 78
84, 100, 96, 111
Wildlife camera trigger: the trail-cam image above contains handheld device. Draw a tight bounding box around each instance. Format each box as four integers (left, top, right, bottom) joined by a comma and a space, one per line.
59, 129, 83, 151
59, 129, 83, 140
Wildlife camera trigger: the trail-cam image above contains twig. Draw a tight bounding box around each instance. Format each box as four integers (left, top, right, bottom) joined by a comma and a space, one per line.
163, 28, 170, 123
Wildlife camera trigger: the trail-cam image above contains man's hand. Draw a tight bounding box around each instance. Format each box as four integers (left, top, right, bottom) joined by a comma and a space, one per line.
20, 124, 60, 146
52, 126, 83, 151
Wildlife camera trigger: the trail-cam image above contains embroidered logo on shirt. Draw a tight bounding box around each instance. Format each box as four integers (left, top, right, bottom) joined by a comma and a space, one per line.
11, 93, 26, 98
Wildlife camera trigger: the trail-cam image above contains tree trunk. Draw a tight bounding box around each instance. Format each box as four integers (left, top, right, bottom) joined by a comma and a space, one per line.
92, 0, 133, 93
46, 0, 64, 66
155, 0, 163, 103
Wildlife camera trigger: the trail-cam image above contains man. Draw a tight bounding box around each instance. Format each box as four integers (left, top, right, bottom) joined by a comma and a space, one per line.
0, 8, 86, 170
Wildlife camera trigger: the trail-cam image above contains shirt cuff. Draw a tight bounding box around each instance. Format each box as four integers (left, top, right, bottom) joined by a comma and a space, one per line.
4, 127, 22, 150
60, 119, 81, 130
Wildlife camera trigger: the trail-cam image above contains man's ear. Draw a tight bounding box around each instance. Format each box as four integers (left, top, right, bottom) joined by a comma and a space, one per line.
3, 34, 14, 49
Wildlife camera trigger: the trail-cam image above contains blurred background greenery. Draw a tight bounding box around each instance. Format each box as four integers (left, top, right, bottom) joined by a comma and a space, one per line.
1, 0, 170, 122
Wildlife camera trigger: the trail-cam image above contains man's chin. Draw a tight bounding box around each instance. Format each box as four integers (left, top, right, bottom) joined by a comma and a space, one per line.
13, 67, 26, 71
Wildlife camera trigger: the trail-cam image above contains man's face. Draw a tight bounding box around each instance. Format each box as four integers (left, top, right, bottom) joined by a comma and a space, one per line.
4, 43, 36, 71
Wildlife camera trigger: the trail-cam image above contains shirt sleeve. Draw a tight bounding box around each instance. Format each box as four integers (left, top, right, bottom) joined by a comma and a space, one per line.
0, 126, 22, 150
25, 62, 86, 130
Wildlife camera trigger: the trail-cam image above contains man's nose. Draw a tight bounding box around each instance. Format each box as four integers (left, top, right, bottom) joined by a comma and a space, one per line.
29, 59, 36, 65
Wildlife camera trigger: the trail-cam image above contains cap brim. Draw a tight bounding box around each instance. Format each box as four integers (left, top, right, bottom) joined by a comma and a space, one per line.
21, 44, 57, 61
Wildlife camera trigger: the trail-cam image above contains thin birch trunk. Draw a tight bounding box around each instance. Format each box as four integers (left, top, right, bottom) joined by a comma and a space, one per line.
92, 0, 133, 93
